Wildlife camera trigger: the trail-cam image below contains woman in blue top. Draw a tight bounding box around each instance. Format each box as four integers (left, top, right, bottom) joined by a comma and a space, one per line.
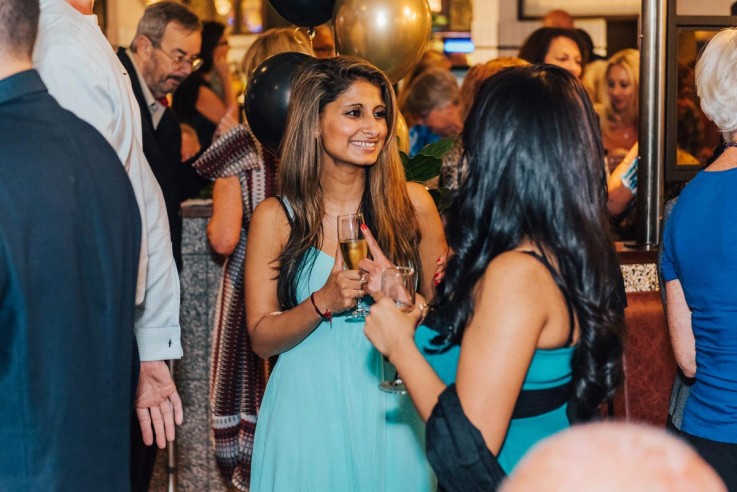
245, 56, 446, 491
365, 65, 625, 491
662, 28, 737, 490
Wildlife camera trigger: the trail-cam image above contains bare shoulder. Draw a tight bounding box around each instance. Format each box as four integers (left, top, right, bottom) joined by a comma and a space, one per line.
249, 197, 291, 246
470, 251, 552, 339
479, 250, 552, 298
405, 181, 436, 215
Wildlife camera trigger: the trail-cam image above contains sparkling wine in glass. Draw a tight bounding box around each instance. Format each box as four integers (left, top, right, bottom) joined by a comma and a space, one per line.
379, 266, 416, 394
337, 213, 369, 320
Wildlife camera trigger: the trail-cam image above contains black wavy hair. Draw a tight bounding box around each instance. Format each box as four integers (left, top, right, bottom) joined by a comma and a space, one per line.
424, 65, 625, 420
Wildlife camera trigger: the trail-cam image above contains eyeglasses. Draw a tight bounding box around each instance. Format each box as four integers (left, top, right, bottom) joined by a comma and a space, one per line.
152, 43, 203, 71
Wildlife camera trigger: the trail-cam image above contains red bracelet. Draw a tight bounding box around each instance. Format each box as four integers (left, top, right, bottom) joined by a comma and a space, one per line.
310, 292, 332, 322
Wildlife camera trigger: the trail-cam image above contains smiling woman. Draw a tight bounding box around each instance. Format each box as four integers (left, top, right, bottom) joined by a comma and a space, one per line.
319, 80, 388, 167
244, 56, 447, 491
518, 27, 588, 79
597, 48, 640, 170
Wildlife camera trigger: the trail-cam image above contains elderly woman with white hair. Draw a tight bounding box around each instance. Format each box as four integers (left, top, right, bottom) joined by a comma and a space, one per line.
661, 28, 737, 489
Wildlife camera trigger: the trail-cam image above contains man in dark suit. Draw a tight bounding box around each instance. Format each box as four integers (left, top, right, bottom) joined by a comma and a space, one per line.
117, 1, 207, 272
116, 2, 205, 489
0, 0, 141, 489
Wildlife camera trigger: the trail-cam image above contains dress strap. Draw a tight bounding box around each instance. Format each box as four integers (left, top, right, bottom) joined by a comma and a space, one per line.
520, 250, 575, 347
276, 195, 295, 226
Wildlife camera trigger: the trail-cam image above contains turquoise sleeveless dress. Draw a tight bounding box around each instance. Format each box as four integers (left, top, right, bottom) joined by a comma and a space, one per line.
415, 325, 575, 473
250, 247, 436, 491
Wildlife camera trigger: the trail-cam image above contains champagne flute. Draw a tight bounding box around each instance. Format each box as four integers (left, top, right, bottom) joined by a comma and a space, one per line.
337, 213, 369, 321
379, 266, 416, 394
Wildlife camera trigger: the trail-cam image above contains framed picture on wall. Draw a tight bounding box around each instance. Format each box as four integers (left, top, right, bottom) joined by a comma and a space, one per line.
518, 0, 640, 20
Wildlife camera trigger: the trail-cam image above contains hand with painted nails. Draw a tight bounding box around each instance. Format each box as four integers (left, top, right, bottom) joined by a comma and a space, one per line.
433, 251, 449, 287
357, 224, 394, 298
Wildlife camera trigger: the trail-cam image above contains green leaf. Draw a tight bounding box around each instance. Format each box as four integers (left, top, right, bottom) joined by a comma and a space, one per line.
400, 137, 455, 212
417, 138, 454, 159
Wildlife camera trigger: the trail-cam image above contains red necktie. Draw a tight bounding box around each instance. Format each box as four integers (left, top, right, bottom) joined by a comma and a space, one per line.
157, 96, 169, 107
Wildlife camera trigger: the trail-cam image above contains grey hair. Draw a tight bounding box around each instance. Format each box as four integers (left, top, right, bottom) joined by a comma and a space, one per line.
130, 1, 200, 52
399, 68, 459, 119
695, 28, 737, 142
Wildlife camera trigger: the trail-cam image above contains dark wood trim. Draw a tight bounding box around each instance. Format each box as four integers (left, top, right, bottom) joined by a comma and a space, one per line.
616, 241, 658, 265
665, 14, 737, 183
181, 203, 213, 218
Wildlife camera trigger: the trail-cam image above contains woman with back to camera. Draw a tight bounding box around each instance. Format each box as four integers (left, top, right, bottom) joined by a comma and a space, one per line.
191, 27, 312, 490
662, 28, 737, 489
365, 65, 625, 490
518, 27, 587, 79
246, 56, 446, 491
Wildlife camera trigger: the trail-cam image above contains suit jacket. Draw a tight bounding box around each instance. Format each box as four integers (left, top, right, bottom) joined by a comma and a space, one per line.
0, 70, 141, 490
117, 48, 207, 271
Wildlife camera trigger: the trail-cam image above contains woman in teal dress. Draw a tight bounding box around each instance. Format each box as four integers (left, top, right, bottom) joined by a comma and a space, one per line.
365, 65, 626, 491
245, 56, 446, 491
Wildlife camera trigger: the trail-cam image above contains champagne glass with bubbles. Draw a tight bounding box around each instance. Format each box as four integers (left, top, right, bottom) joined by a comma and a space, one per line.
379, 266, 416, 394
338, 213, 369, 321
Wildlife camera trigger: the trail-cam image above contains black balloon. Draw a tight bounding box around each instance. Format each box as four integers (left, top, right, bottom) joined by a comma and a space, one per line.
245, 52, 314, 154
267, 0, 334, 27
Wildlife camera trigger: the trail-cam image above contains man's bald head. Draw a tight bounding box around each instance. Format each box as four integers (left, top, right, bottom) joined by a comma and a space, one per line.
543, 9, 574, 29
501, 422, 726, 492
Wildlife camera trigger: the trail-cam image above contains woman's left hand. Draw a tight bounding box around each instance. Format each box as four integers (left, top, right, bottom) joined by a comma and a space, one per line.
364, 297, 422, 361
357, 225, 394, 297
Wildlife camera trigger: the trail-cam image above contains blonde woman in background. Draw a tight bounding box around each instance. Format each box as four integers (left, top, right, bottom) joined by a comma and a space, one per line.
598, 49, 639, 171
191, 27, 312, 491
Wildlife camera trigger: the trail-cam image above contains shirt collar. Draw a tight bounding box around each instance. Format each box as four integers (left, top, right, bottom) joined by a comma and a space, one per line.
0, 70, 47, 107
126, 48, 163, 113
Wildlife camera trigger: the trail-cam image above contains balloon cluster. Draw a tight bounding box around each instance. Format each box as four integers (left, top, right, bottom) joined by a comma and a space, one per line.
246, 0, 432, 153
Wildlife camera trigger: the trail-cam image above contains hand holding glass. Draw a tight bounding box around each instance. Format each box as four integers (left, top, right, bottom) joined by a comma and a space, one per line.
379, 267, 416, 394
337, 214, 369, 320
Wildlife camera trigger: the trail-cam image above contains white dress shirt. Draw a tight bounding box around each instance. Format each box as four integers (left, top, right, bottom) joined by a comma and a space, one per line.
33, 0, 182, 361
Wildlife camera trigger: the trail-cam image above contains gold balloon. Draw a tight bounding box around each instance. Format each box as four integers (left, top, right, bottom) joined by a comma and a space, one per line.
395, 111, 410, 154
334, 0, 432, 83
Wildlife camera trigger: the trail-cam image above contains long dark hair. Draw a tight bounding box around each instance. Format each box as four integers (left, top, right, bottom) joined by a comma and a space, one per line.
199, 20, 226, 74
276, 56, 422, 309
425, 65, 624, 420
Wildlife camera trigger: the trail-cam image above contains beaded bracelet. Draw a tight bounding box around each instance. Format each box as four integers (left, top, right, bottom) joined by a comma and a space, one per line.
310, 292, 333, 323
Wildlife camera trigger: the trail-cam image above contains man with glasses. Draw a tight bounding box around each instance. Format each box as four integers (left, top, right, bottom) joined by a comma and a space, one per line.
118, 2, 206, 275
115, 3, 204, 488
34, 0, 184, 488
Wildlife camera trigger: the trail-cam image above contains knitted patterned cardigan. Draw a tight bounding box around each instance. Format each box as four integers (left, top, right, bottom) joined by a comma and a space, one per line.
193, 125, 277, 491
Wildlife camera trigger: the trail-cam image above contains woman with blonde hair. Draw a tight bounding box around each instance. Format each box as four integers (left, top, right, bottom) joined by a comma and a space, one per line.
598, 49, 640, 170
247, 56, 446, 491
239, 27, 311, 76
191, 27, 312, 490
